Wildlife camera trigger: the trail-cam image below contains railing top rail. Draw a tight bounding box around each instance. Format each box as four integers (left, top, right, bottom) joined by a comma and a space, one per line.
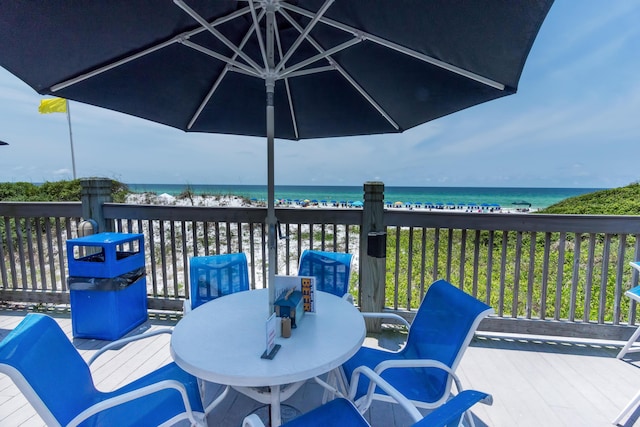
383, 210, 640, 234
0, 201, 81, 217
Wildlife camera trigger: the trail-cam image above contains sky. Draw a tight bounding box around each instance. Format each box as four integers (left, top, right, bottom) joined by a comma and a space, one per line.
0, 1, 638, 189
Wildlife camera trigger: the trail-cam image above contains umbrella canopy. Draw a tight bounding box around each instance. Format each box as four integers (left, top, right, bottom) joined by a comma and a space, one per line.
0, 1, 554, 309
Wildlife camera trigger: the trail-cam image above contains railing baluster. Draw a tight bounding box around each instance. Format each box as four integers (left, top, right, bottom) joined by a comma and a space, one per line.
599, 234, 612, 324
446, 228, 454, 282
526, 231, 536, 319
15, 218, 27, 289
170, 221, 179, 298
148, 220, 159, 297
458, 228, 467, 290
0, 218, 9, 289
181, 221, 189, 297
158, 220, 168, 297
54, 218, 66, 291
583, 234, 597, 322
540, 232, 551, 320
45, 219, 56, 291
393, 226, 400, 310
419, 228, 427, 301
249, 223, 257, 289
614, 234, 627, 325
432, 228, 440, 284
407, 226, 414, 310
485, 230, 494, 306
498, 230, 508, 317
472, 229, 480, 298
35, 218, 47, 290
25, 218, 38, 290
512, 231, 523, 318
554, 232, 566, 320
569, 233, 581, 321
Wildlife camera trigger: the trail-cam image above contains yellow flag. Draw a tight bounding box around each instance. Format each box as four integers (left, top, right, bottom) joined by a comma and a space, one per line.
38, 98, 67, 114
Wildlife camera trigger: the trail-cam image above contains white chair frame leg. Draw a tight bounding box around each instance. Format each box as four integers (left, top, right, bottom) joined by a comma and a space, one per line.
613, 389, 640, 425
617, 325, 640, 359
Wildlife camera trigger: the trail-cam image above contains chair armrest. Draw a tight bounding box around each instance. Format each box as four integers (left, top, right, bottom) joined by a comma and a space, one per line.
67, 379, 205, 427
415, 390, 492, 427
342, 292, 354, 305
183, 297, 194, 314
88, 328, 174, 366
360, 312, 411, 329
348, 366, 423, 422
372, 359, 464, 393
242, 414, 266, 427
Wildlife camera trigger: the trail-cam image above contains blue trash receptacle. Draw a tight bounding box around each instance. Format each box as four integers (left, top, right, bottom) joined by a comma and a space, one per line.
67, 232, 147, 340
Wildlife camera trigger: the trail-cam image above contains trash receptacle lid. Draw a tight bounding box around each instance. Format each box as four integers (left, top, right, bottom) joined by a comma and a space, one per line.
68, 232, 143, 244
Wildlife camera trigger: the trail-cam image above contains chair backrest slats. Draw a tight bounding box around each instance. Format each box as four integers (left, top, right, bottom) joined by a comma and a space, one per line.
297, 250, 353, 297
189, 253, 250, 309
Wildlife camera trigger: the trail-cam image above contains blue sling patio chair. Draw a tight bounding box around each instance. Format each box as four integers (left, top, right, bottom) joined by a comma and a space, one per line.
341, 279, 494, 426
243, 366, 492, 427
0, 313, 206, 427
297, 249, 353, 301
185, 252, 250, 313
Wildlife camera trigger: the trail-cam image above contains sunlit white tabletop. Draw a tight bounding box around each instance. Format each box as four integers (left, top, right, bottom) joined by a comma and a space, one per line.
170, 288, 365, 426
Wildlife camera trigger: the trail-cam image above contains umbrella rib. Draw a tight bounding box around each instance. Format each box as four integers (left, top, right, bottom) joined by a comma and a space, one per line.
274, 0, 334, 74
278, 8, 400, 131
279, 38, 361, 78
181, 40, 260, 77
50, 6, 253, 92
187, 66, 228, 130
174, 0, 264, 74
284, 65, 335, 79
273, 15, 300, 140
187, 8, 267, 130
248, 0, 269, 69
280, 3, 506, 91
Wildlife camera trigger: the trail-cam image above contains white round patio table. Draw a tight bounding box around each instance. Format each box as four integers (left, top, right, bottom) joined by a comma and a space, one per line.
170, 288, 365, 426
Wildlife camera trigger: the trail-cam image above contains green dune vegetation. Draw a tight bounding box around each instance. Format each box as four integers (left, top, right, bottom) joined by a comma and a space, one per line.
539, 182, 640, 215
0, 180, 128, 203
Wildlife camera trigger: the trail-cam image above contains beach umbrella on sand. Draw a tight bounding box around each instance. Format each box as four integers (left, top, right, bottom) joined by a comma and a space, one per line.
0, 1, 553, 310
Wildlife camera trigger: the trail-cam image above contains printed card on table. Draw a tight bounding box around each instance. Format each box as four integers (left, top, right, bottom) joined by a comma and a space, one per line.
274, 275, 316, 312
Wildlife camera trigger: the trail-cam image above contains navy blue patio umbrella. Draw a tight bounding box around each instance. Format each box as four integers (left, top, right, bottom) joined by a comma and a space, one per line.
0, 1, 554, 309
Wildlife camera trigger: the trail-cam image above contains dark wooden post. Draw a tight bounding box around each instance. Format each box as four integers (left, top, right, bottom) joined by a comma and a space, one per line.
360, 181, 386, 332
80, 178, 113, 233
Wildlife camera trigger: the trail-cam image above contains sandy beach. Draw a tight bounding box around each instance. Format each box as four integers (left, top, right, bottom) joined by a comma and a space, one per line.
125, 192, 534, 213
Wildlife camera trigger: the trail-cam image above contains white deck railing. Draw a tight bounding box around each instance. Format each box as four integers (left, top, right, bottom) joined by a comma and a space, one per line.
2, 199, 640, 340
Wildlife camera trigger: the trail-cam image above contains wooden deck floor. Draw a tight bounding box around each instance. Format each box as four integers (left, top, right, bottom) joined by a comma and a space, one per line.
1, 306, 640, 427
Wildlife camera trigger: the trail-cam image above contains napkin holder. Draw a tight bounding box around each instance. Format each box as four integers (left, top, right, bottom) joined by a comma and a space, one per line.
274, 289, 304, 328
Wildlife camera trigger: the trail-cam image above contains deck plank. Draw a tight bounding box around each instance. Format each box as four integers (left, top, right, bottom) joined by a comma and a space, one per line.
1, 309, 640, 426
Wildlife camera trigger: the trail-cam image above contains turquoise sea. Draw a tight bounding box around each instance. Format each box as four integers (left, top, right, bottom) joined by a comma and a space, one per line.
126, 184, 604, 210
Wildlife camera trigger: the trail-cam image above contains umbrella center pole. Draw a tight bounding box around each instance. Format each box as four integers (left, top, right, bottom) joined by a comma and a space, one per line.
266, 6, 277, 314
266, 76, 277, 314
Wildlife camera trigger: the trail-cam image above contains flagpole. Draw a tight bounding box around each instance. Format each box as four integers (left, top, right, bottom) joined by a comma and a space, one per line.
65, 99, 77, 179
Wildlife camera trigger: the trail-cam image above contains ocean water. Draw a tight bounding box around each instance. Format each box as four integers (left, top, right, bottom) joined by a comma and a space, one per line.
126, 184, 604, 210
